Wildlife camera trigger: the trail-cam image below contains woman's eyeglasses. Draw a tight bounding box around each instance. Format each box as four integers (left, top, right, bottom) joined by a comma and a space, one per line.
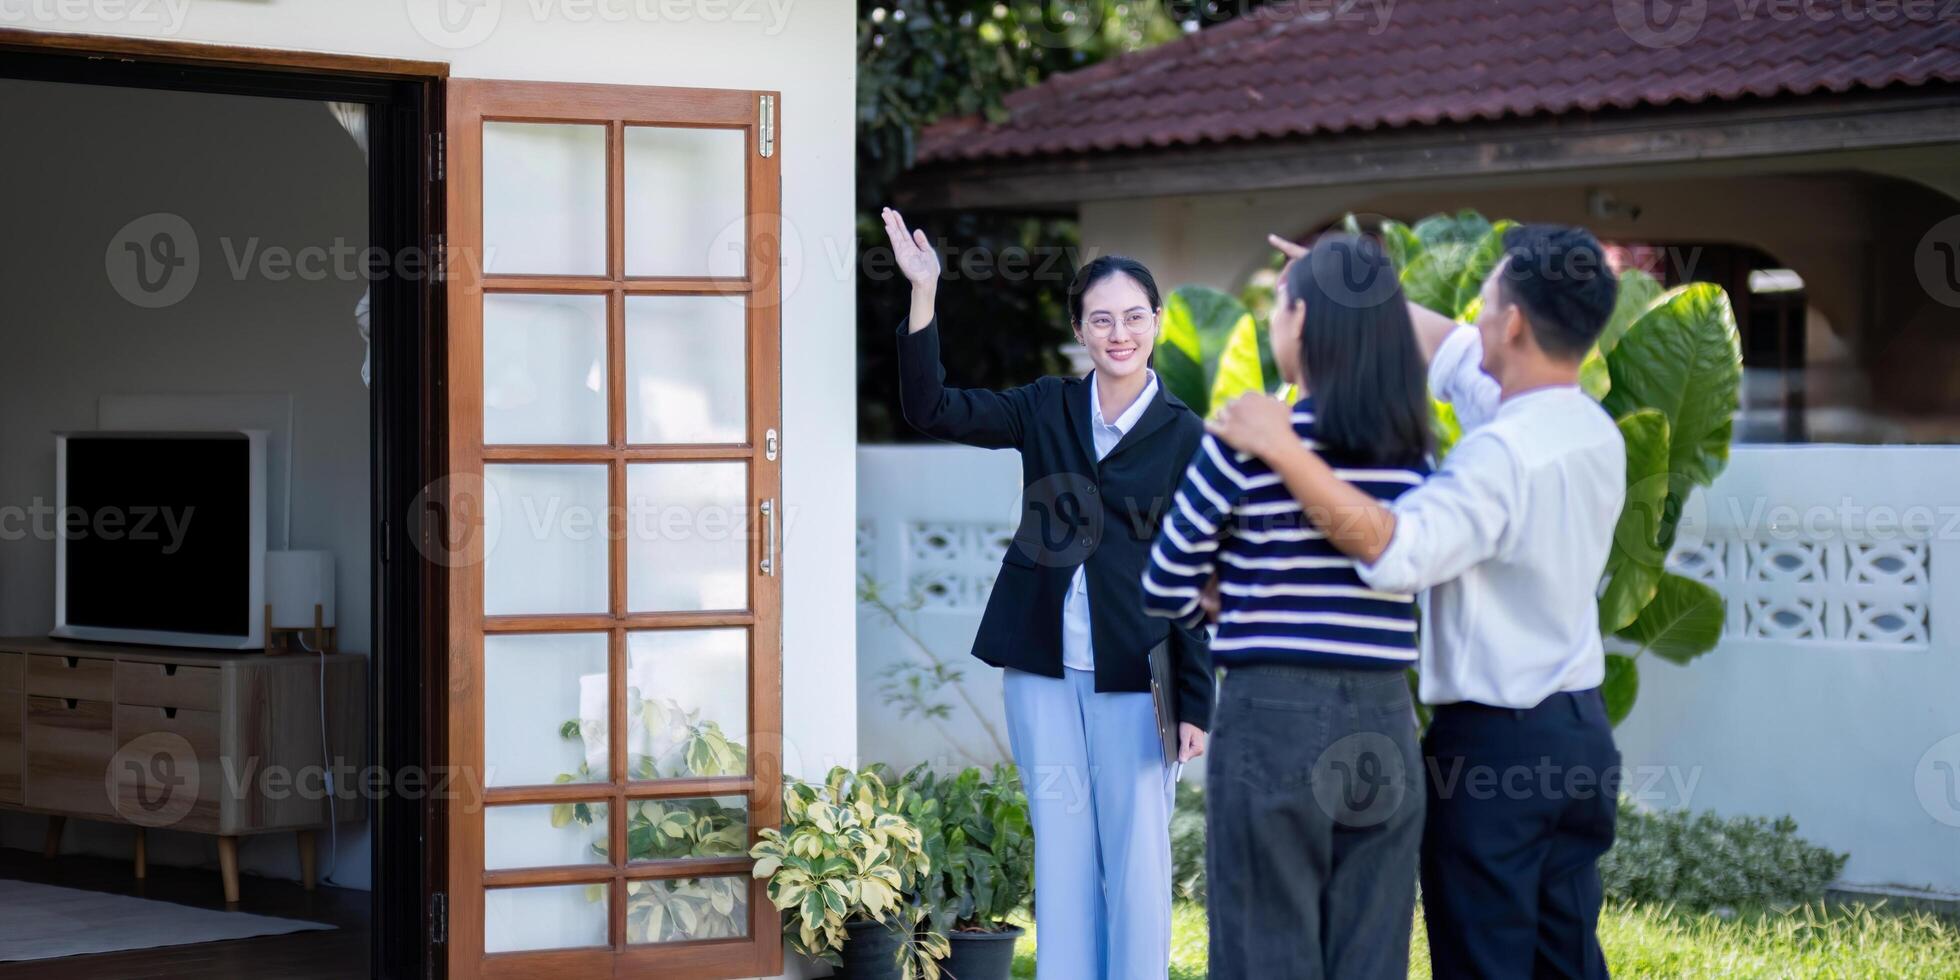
1082, 309, 1156, 336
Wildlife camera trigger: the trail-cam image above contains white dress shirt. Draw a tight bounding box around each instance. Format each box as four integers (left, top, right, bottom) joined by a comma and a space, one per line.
1061, 369, 1159, 672
1359, 327, 1625, 708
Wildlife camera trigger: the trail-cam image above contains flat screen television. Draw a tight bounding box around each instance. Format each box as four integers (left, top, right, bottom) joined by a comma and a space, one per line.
53, 430, 267, 650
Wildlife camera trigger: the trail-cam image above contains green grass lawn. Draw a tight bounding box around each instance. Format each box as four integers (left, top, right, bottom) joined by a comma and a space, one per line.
1009, 901, 1960, 978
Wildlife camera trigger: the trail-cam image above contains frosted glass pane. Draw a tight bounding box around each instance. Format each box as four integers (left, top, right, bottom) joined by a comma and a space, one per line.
624, 126, 746, 277
624, 797, 748, 860
486, 802, 609, 870
485, 884, 609, 953
484, 464, 609, 615
484, 293, 608, 445
626, 463, 749, 612
484, 633, 609, 788
625, 295, 746, 444
483, 122, 605, 275
626, 877, 750, 945
627, 629, 748, 780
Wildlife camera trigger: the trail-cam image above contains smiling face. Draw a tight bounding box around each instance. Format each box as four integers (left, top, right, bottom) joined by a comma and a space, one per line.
1073, 272, 1159, 382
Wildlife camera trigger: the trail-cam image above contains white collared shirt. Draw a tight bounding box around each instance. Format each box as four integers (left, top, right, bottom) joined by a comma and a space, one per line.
1359, 327, 1626, 708
1061, 369, 1158, 671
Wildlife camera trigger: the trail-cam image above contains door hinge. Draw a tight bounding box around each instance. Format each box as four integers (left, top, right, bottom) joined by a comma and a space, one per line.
430, 131, 445, 182
430, 891, 447, 945
758, 95, 775, 158
380, 518, 391, 564
432, 232, 447, 282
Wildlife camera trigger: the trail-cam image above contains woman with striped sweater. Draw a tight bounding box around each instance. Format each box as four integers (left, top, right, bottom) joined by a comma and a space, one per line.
1143, 235, 1432, 980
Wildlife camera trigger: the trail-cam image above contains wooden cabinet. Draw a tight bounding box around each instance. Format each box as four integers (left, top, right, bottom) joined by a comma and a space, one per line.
0, 653, 20, 804
0, 637, 365, 901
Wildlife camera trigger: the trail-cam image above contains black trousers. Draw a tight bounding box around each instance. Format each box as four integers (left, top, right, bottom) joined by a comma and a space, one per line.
1421, 689, 1621, 979
1206, 664, 1423, 980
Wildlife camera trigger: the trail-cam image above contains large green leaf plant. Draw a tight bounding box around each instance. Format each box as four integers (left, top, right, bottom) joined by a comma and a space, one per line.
750, 767, 946, 979
1153, 284, 1286, 417
1367, 212, 1742, 725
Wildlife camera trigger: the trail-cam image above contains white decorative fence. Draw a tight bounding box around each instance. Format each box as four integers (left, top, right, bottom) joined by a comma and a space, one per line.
858, 443, 1960, 895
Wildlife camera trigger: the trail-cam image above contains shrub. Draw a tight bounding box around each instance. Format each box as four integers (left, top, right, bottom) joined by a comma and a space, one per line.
1165, 784, 1847, 914
1599, 799, 1848, 911
1170, 781, 1207, 905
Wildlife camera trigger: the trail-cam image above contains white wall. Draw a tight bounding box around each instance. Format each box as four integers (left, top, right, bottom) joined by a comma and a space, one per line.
858, 444, 1960, 896
0, 79, 376, 887
1616, 446, 1960, 897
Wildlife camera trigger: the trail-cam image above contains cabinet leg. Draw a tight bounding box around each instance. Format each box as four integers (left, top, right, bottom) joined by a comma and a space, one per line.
217, 835, 240, 904
297, 830, 317, 891
42, 816, 64, 858
134, 827, 147, 880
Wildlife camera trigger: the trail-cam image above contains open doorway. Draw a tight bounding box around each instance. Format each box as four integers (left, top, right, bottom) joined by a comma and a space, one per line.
0, 40, 439, 980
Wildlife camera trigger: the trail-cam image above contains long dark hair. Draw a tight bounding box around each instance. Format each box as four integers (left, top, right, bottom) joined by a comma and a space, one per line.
1284, 234, 1433, 467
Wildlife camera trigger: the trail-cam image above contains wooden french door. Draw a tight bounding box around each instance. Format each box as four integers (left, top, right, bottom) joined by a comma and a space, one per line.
443, 79, 783, 980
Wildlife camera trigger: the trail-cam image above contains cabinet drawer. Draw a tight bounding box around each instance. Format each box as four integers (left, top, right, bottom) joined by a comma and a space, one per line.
113, 705, 222, 831
0, 692, 20, 804
116, 662, 221, 712
27, 655, 114, 701
0, 653, 20, 693
25, 696, 115, 816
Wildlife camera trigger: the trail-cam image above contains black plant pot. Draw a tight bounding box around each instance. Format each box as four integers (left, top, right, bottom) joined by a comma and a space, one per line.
837, 918, 903, 980
942, 925, 1024, 980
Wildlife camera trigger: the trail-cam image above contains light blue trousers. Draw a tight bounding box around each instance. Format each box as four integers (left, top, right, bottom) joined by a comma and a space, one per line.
1002, 667, 1175, 980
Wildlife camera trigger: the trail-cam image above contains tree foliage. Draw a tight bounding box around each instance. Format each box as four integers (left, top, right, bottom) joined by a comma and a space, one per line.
857, 0, 1196, 439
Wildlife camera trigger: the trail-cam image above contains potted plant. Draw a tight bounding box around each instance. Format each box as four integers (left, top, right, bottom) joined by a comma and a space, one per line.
900, 764, 1033, 980
751, 766, 947, 979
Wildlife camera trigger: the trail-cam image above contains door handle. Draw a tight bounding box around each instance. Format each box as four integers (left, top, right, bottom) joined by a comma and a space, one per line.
760, 498, 777, 576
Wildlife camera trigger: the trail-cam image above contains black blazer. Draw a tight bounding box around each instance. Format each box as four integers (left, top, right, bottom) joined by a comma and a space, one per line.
897, 318, 1215, 729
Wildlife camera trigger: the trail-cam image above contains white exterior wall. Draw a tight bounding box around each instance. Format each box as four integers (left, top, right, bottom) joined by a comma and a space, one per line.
858, 444, 1960, 896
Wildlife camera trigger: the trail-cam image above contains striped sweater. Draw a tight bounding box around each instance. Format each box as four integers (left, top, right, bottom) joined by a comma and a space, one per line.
1142, 399, 1430, 670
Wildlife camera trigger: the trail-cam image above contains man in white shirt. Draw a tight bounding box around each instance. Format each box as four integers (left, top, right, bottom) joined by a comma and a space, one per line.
1208, 225, 1627, 979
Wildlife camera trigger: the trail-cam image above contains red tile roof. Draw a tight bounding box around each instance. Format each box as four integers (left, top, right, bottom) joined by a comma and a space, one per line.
917, 0, 1960, 163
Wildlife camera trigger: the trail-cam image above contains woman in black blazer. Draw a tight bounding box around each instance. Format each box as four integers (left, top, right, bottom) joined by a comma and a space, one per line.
882, 208, 1212, 980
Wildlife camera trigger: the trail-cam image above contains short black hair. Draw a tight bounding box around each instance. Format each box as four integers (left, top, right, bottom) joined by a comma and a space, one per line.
1493, 224, 1618, 361
1069, 255, 1161, 324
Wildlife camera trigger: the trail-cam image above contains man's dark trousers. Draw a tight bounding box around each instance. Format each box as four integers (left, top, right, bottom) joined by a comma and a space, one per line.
1420, 688, 1620, 979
